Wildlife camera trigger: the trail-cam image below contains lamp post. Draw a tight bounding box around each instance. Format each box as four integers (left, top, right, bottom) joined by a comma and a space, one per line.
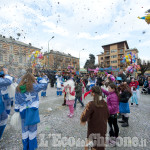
48, 36, 54, 69
79, 48, 84, 73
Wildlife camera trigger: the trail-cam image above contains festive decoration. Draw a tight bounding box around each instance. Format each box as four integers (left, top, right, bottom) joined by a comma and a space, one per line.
105, 72, 115, 82
138, 9, 150, 24
126, 64, 141, 74
28, 51, 44, 69
121, 52, 137, 66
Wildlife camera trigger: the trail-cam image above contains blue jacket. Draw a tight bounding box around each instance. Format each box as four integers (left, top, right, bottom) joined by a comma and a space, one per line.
0, 75, 12, 115
15, 79, 47, 119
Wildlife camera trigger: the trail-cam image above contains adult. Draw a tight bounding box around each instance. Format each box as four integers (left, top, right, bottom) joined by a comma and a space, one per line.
118, 69, 126, 83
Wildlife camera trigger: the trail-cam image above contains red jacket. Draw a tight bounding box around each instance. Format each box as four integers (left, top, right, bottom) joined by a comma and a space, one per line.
129, 82, 137, 88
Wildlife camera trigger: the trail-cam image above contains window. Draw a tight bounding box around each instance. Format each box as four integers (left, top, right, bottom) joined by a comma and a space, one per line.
0, 54, 3, 61
19, 55, 22, 63
111, 60, 117, 63
111, 49, 117, 53
9, 45, 13, 52
119, 49, 123, 53
101, 57, 103, 60
120, 55, 123, 58
111, 55, 117, 58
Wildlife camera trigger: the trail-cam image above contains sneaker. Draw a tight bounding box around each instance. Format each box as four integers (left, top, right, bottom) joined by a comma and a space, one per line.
136, 104, 138, 106
67, 113, 70, 117
131, 103, 133, 105
69, 114, 74, 118
109, 139, 116, 147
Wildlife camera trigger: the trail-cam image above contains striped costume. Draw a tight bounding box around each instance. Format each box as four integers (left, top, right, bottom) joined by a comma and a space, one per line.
41, 75, 49, 97
0, 75, 13, 139
15, 79, 47, 150
56, 75, 63, 96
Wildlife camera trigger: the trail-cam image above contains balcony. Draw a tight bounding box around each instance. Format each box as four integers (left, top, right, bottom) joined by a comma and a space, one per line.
105, 58, 110, 61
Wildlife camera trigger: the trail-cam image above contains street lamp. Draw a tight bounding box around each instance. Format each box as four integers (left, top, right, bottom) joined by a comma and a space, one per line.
48, 36, 54, 69
79, 48, 84, 72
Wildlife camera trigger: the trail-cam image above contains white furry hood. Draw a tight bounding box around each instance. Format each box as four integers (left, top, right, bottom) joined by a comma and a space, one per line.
64, 79, 75, 92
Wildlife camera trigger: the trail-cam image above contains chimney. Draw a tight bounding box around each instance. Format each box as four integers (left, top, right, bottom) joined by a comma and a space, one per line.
3, 36, 5, 38
29, 43, 32, 46
10, 36, 12, 39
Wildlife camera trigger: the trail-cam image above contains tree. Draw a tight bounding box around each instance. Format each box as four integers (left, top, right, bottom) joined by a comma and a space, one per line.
138, 58, 150, 75
84, 54, 95, 70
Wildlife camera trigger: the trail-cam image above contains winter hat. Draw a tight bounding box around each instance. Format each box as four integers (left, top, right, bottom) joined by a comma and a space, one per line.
105, 72, 115, 82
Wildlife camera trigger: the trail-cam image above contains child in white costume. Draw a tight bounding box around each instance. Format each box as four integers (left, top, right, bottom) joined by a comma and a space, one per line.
63, 79, 75, 118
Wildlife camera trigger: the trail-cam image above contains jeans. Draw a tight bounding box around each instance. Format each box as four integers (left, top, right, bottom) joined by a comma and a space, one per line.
108, 114, 119, 138
74, 97, 84, 108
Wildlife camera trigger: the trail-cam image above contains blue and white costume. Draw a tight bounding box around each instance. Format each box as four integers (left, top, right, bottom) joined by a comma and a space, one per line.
15, 79, 47, 150
89, 77, 96, 90
0, 75, 12, 139
131, 90, 138, 105
56, 75, 63, 96
41, 75, 49, 97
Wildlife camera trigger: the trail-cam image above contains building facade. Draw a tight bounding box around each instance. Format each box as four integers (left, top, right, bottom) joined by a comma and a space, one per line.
43, 50, 79, 71
0, 35, 40, 75
97, 41, 139, 68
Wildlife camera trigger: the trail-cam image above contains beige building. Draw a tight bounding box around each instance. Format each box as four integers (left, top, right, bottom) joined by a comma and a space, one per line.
0, 35, 40, 74
44, 50, 79, 71
97, 41, 138, 69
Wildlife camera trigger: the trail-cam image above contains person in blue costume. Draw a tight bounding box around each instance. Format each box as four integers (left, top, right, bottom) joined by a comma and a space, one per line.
56, 73, 63, 96
15, 72, 47, 150
89, 74, 96, 90
41, 73, 49, 97
0, 68, 13, 140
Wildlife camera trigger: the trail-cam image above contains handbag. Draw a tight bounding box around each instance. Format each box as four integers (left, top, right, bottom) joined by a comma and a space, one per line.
119, 102, 130, 113
24, 107, 40, 126
0, 96, 5, 115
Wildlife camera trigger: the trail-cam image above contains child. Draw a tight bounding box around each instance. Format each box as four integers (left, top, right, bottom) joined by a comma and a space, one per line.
74, 79, 84, 109
118, 83, 132, 127
131, 87, 138, 105
80, 86, 109, 150
129, 78, 138, 105
63, 79, 75, 118
56, 74, 63, 96
15, 72, 47, 150
41, 73, 49, 97
101, 83, 119, 145
0, 68, 12, 140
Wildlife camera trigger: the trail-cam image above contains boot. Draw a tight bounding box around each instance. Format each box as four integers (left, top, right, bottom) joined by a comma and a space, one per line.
121, 117, 129, 127
62, 99, 66, 106
118, 115, 125, 123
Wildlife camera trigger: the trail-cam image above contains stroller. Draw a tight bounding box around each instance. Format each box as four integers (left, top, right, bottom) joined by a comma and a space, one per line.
141, 87, 148, 94
141, 80, 149, 94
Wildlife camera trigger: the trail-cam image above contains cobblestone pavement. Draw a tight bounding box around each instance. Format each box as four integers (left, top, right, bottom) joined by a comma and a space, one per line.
0, 85, 150, 150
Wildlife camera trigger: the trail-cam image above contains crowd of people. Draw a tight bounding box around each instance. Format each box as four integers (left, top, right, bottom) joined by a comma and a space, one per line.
0, 66, 150, 150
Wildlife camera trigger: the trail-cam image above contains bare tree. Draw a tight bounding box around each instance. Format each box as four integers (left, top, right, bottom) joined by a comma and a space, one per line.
138, 58, 150, 75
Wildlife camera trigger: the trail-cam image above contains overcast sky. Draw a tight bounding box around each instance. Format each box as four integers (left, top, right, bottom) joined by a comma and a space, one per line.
0, 0, 150, 67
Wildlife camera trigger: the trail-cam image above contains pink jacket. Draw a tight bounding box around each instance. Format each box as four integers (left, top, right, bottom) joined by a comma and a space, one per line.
102, 88, 119, 115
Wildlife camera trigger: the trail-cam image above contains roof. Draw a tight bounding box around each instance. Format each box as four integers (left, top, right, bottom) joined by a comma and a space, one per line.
44, 50, 79, 59
0, 36, 41, 50
102, 41, 129, 49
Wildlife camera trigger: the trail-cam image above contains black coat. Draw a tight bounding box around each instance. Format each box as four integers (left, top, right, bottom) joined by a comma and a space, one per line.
120, 90, 132, 103
118, 73, 127, 82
